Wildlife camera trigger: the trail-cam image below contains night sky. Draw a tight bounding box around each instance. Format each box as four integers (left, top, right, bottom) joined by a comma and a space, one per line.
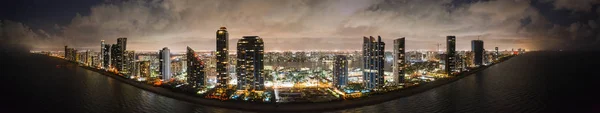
1, 0, 599, 52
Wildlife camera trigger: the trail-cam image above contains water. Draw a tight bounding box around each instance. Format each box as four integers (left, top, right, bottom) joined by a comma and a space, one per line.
2, 51, 599, 113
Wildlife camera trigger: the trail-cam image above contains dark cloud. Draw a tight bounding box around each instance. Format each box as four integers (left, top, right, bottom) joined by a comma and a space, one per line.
1, 0, 600, 51
551, 0, 600, 12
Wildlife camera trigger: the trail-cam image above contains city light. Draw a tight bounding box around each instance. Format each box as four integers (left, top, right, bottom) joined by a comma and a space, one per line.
40, 27, 521, 104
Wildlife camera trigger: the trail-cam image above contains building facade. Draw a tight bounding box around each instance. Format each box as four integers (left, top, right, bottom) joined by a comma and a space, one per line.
216, 27, 229, 88
446, 36, 456, 75
159, 47, 171, 82
393, 37, 406, 84
333, 55, 348, 89
137, 61, 151, 78
187, 47, 205, 88
103, 44, 111, 69
100, 40, 105, 67
471, 40, 484, 66
110, 44, 119, 70
116, 38, 127, 73
236, 36, 265, 90
124, 50, 135, 75
362, 36, 385, 89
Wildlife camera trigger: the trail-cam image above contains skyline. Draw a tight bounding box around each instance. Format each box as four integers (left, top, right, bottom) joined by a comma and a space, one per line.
2, 1, 600, 112
3, 0, 600, 52
46, 29, 520, 106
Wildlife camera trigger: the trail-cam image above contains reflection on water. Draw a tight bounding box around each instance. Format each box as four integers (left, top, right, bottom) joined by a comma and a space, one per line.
3, 52, 600, 113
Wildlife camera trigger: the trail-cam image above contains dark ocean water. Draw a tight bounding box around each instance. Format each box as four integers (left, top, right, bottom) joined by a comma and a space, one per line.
1, 51, 599, 113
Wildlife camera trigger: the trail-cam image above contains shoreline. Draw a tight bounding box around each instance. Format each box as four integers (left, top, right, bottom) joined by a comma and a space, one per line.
41, 54, 513, 112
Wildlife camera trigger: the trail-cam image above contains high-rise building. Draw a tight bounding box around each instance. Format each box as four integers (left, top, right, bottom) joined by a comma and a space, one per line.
63, 46, 77, 61
64, 46, 69, 60
103, 44, 111, 69
110, 44, 119, 70
465, 51, 474, 67
236, 36, 265, 90
333, 55, 348, 89
159, 47, 171, 82
171, 60, 183, 76
100, 40, 105, 68
117, 38, 127, 52
85, 50, 92, 66
362, 36, 385, 89
138, 61, 151, 78
446, 36, 456, 75
63, 46, 77, 62
187, 47, 205, 88
216, 27, 229, 88
116, 38, 127, 73
471, 40, 484, 66
75, 51, 80, 62
393, 37, 406, 84
124, 50, 135, 75
92, 55, 99, 68
456, 53, 465, 71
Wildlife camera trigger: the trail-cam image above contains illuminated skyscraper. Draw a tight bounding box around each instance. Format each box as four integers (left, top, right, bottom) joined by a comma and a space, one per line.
472, 40, 484, 66
100, 40, 105, 68
85, 50, 92, 66
103, 44, 111, 69
124, 50, 135, 75
187, 47, 205, 88
446, 36, 456, 75
363, 36, 385, 89
110, 44, 119, 69
236, 36, 265, 90
159, 47, 171, 82
393, 37, 406, 84
116, 38, 127, 73
138, 61, 151, 78
333, 55, 348, 89
216, 27, 229, 88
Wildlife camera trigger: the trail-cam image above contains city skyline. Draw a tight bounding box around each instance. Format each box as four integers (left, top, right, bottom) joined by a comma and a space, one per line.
52, 30, 523, 104
3, 0, 600, 112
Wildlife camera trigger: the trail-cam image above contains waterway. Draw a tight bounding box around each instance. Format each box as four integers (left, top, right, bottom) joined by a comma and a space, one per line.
1, 51, 599, 113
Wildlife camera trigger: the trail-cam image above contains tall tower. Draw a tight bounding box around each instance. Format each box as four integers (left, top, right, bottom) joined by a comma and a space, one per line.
116, 38, 127, 73
124, 50, 135, 75
110, 44, 119, 69
117, 38, 127, 52
100, 40, 105, 67
393, 37, 406, 84
159, 47, 171, 82
362, 36, 385, 89
236, 36, 265, 90
187, 47, 205, 88
64, 46, 68, 60
216, 27, 229, 88
471, 40, 484, 66
333, 55, 348, 89
103, 44, 111, 69
138, 61, 151, 78
446, 36, 456, 75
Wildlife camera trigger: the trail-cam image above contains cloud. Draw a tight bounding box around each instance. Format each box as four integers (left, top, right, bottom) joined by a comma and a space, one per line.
3, 0, 596, 51
552, 0, 600, 12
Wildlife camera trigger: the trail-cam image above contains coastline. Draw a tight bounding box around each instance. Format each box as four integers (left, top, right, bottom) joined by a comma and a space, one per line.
41, 54, 513, 112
